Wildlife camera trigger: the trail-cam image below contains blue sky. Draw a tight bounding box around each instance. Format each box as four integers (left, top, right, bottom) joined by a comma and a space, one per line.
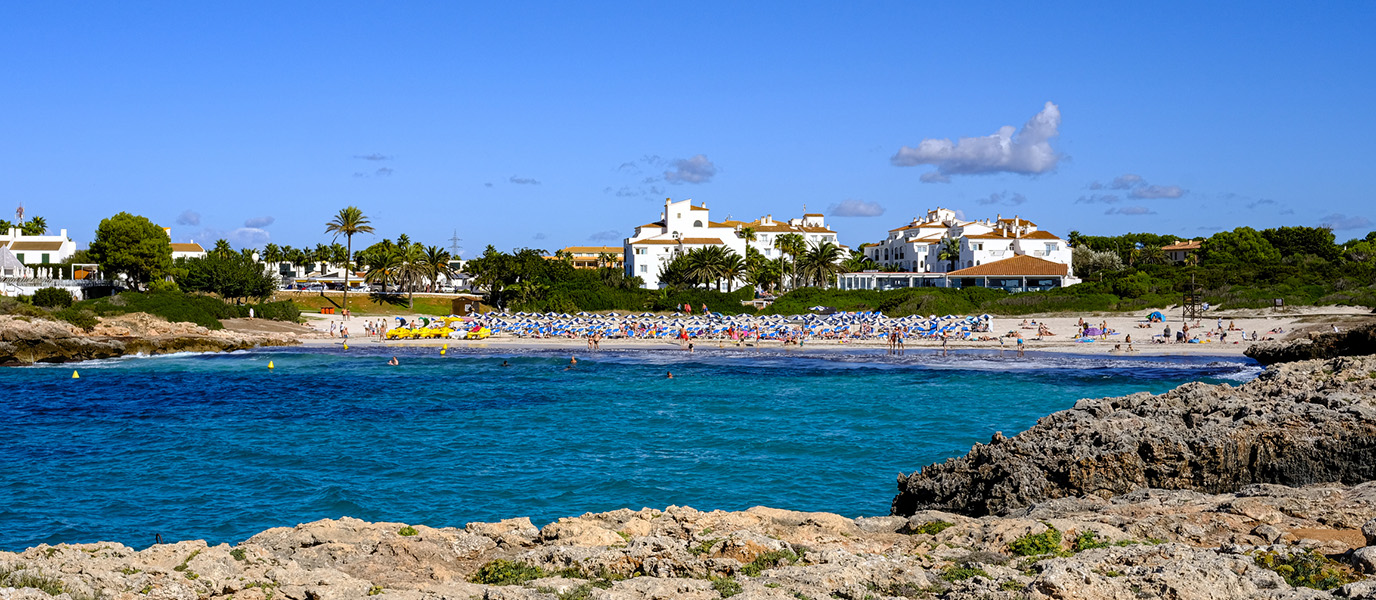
3, 2, 1373, 254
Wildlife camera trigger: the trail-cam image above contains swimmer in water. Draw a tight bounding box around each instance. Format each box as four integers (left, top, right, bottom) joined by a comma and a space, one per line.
570, 356, 578, 365
666, 371, 674, 379
387, 356, 399, 366
501, 360, 510, 367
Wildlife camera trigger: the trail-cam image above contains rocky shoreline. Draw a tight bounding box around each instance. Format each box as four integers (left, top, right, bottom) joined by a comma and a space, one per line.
1246, 323, 1376, 365
892, 355, 1376, 518
1, 486, 1374, 600
0, 314, 301, 366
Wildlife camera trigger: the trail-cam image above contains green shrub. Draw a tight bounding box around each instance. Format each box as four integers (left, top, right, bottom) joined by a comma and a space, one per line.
1072, 530, 1110, 552
1252, 550, 1360, 590
0, 566, 68, 595
941, 566, 990, 581
397, 525, 418, 536
55, 307, 98, 331
904, 520, 955, 536
32, 287, 74, 308
229, 547, 246, 561
710, 576, 742, 597
469, 559, 545, 585
1008, 526, 1064, 556
740, 549, 799, 576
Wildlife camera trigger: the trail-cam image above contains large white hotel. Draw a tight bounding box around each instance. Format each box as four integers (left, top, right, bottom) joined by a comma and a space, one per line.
624, 198, 843, 289
840, 207, 1079, 292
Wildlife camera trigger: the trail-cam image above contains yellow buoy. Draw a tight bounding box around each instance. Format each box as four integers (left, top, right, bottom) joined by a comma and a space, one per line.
343, 343, 349, 350
441, 344, 447, 355
268, 360, 275, 370
72, 370, 79, 379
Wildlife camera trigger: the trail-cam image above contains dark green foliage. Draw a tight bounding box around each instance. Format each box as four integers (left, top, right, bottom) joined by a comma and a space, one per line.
54, 307, 98, 331
229, 548, 246, 561
176, 252, 277, 302
1008, 526, 1064, 556
1201, 226, 1282, 265
468, 559, 545, 585
651, 286, 756, 315
941, 566, 990, 581
31, 287, 74, 308
710, 576, 742, 597
1252, 550, 1360, 590
397, 525, 418, 536
76, 291, 301, 330
1072, 531, 1110, 552
902, 520, 954, 535
88, 212, 174, 290
1261, 226, 1340, 261
740, 549, 799, 576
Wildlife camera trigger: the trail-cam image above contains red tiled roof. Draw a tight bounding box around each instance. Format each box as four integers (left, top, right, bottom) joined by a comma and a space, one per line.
947, 255, 1068, 277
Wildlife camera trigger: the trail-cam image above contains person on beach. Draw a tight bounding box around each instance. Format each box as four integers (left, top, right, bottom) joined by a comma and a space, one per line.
387, 356, 399, 366
1016, 336, 1025, 357
341, 327, 348, 343
329, 322, 337, 338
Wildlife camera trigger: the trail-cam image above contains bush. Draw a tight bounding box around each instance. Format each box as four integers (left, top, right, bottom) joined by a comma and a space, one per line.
32, 287, 74, 308
1008, 525, 1064, 556
1071, 530, 1110, 552
468, 560, 545, 585
55, 308, 98, 332
903, 520, 955, 536
941, 566, 990, 581
740, 549, 798, 576
397, 526, 418, 536
1252, 550, 1360, 590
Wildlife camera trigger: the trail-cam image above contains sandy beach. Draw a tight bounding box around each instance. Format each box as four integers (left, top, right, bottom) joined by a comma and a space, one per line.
295, 305, 1376, 357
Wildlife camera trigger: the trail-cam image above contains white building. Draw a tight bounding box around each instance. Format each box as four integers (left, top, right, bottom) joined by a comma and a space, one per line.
624, 198, 843, 289
0, 227, 78, 266
841, 208, 1079, 292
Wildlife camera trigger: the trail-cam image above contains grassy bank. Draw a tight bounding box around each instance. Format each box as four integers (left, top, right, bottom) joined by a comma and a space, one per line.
277, 291, 466, 317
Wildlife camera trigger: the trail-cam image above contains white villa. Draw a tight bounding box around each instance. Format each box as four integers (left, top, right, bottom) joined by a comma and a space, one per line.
624, 198, 844, 289
0, 227, 78, 266
840, 208, 1079, 292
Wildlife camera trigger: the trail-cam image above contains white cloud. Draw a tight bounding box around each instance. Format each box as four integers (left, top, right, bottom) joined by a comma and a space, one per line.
664, 154, 718, 184
1109, 174, 1143, 189
828, 199, 885, 217
1129, 185, 1184, 199
1075, 194, 1121, 205
244, 216, 275, 228
919, 172, 950, 184
588, 230, 621, 241
509, 175, 541, 185
532, 232, 548, 240
176, 210, 201, 226
1105, 206, 1156, 216
892, 102, 1062, 177
1319, 213, 1373, 231
354, 153, 392, 161
977, 192, 1027, 207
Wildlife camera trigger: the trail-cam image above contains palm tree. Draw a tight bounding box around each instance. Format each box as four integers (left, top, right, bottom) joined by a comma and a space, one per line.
721, 252, 745, 292
212, 239, 233, 258
799, 241, 844, 288
841, 249, 875, 273
396, 243, 428, 308
597, 252, 618, 270
22, 216, 47, 236
774, 233, 807, 291
424, 245, 453, 292
325, 206, 375, 317
938, 238, 962, 272
737, 226, 758, 263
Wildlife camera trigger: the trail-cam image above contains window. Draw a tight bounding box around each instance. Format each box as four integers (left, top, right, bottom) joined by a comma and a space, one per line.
974, 243, 983, 251
1045, 242, 1057, 254
639, 265, 647, 273
693, 220, 703, 227
634, 248, 647, 255
15, 253, 23, 263
41, 253, 50, 263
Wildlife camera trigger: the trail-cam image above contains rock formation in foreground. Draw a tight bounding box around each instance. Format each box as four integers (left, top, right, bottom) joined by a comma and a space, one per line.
2, 485, 1375, 600
0, 314, 300, 365
893, 355, 1376, 518
1246, 323, 1376, 365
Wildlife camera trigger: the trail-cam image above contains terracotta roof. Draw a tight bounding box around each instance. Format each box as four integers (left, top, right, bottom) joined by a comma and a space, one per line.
948, 255, 1068, 277
998, 217, 1038, 227
638, 222, 665, 229
1019, 230, 1061, 240
689, 205, 709, 211
170, 243, 205, 253
964, 232, 1011, 240
801, 226, 836, 233
0, 241, 8, 248
561, 246, 623, 255
752, 224, 800, 233
1162, 240, 1202, 251
10, 241, 64, 251
803, 213, 824, 217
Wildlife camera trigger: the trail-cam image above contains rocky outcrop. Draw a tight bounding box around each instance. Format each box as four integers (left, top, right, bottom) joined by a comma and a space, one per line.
1246, 323, 1376, 365
1, 485, 1374, 599
893, 355, 1376, 518
0, 314, 299, 365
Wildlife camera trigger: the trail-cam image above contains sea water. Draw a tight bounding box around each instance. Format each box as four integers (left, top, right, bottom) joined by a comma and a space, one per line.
0, 346, 1259, 550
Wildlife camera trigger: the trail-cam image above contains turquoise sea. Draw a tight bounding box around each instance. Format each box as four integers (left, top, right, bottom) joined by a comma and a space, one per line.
0, 346, 1259, 551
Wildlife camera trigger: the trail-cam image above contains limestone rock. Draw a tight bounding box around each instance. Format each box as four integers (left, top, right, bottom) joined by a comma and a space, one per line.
894, 356, 1376, 517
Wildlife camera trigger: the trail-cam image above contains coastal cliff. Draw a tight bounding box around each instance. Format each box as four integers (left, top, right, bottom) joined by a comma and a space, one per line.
1, 487, 1374, 600
892, 355, 1376, 519
1246, 323, 1376, 365
0, 314, 301, 365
